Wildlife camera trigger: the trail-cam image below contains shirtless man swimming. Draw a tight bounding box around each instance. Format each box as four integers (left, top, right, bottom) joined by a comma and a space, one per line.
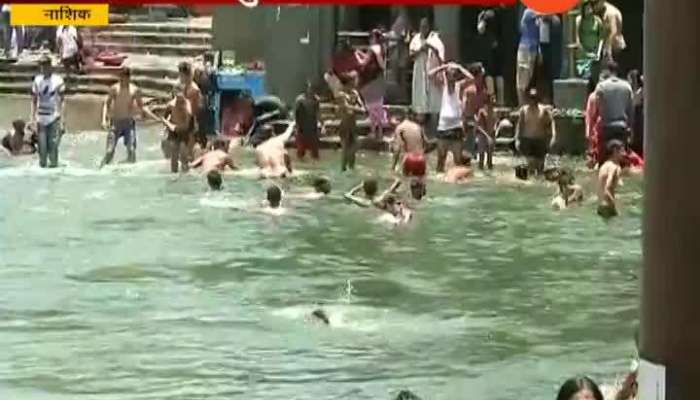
345, 179, 412, 223
100, 67, 158, 167
255, 122, 295, 179
263, 185, 286, 216
392, 109, 429, 178
160, 85, 196, 173
286, 177, 332, 200
190, 138, 236, 175
439, 151, 473, 184
515, 88, 556, 175
597, 140, 624, 219
345, 178, 399, 208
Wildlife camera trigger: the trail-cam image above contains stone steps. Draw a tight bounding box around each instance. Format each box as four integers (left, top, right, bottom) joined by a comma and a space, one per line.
90, 22, 211, 35
92, 31, 212, 46
0, 60, 179, 80
0, 81, 167, 99
92, 41, 210, 57
0, 71, 177, 94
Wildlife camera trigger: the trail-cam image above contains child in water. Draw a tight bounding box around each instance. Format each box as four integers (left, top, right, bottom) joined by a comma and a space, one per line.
598, 140, 624, 219
263, 185, 285, 216
551, 169, 584, 210
344, 178, 400, 208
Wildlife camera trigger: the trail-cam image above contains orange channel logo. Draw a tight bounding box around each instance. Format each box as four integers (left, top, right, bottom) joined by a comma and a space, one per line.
522, 0, 580, 14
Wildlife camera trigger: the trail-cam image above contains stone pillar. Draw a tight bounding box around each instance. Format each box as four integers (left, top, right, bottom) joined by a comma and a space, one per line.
433, 6, 460, 61
640, 0, 700, 398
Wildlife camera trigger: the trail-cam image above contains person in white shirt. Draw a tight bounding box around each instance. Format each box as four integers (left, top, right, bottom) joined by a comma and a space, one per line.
30, 55, 65, 168
56, 25, 80, 72
428, 62, 474, 172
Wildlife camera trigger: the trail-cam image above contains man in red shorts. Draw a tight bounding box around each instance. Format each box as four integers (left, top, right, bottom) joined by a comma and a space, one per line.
294, 82, 321, 160
392, 109, 429, 178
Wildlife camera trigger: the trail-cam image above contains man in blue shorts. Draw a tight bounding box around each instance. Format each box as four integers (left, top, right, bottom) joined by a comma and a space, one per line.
100, 67, 158, 167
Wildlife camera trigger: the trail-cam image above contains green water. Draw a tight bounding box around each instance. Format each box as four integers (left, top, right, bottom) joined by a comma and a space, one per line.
0, 122, 642, 400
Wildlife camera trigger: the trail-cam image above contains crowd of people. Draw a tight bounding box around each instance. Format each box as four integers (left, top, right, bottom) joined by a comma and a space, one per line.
1, 5, 84, 71
0, 3, 645, 398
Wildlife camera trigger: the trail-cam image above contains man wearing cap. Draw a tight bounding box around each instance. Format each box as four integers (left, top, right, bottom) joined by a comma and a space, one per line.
100, 67, 158, 167
30, 55, 65, 168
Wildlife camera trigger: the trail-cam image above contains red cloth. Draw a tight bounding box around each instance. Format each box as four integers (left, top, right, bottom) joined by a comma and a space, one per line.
296, 135, 319, 160
585, 93, 604, 166
403, 152, 427, 177
332, 50, 360, 76
624, 150, 644, 169
221, 100, 253, 138
95, 51, 127, 67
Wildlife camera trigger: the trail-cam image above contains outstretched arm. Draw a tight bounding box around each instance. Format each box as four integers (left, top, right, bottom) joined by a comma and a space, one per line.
102, 88, 114, 129
344, 183, 371, 207
189, 155, 204, 168
428, 63, 450, 77
377, 179, 402, 202
135, 89, 160, 122
224, 155, 237, 170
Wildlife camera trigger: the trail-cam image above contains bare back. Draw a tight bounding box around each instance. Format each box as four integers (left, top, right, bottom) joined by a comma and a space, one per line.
598, 160, 621, 205
199, 150, 232, 173
395, 120, 425, 154
520, 104, 552, 139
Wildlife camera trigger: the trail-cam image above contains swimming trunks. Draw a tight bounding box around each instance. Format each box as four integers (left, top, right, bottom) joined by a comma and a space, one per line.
519, 136, 548, 159
436, 127, 463, 141
402, 152, 427, 177
112, 118, 136, 149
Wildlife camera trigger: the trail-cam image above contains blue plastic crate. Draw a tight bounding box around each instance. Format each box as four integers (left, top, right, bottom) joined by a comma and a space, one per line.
215, 71, 266, 99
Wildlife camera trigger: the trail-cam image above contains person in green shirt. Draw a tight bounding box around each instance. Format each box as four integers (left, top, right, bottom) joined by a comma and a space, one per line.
575, 0, 605, 79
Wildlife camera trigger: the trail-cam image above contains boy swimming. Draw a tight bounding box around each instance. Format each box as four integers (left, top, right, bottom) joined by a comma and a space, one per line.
551, 169, 584, 210
344, 178, 401, 208
263, 184, 286, 216
190, 138, 236, 173
597, 140, 624, 219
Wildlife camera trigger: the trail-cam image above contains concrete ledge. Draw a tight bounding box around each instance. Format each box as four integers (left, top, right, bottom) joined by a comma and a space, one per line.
0, 61, 179, 79
94, 42, 210, 57
91, 22, 211, 35
93, 31, 212, 46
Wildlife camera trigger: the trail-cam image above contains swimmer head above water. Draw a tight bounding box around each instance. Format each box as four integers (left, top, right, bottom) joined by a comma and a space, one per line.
207, 170, 222, 191
267, 185, 282, 208
410, 179, 426, 201
363, 179, 378, 198
312, 177, 332, 195
310, 309, 330, 325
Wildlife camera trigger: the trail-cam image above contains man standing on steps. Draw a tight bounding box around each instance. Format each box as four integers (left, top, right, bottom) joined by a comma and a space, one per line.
100, 67, 159, 168
30, 55, 65, 168
56, 25, 81, 72
178, 61, 204, 148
